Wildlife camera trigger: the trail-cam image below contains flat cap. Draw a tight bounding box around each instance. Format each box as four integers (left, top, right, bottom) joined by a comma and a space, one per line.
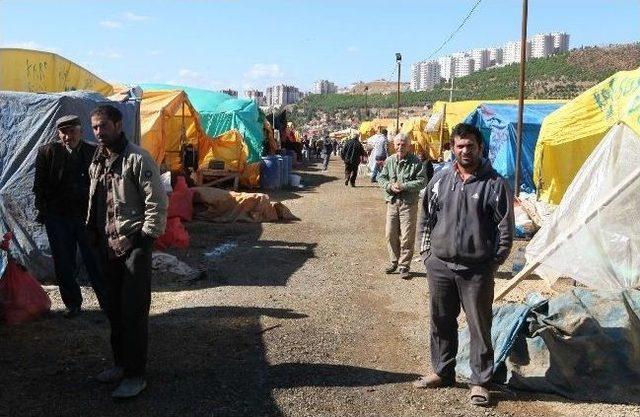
55, 115, 81, 130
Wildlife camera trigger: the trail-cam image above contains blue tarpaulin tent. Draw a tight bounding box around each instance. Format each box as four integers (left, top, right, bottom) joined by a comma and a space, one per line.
139, 84, 264, 163
0, 91, 140, 280
464, 103, 562, 193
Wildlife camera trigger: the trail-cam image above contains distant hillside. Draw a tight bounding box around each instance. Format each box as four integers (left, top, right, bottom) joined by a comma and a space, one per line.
294, 43, 640, 119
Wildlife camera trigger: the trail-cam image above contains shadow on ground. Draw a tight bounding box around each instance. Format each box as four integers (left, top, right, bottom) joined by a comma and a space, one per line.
0, 306, 416, 417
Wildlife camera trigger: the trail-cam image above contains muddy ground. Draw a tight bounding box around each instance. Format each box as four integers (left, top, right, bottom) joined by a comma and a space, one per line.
1, 157, 638, 417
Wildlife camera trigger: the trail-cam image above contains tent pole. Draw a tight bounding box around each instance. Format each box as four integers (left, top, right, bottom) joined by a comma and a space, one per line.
439, 103, 447, 157
514, 0, 528, 197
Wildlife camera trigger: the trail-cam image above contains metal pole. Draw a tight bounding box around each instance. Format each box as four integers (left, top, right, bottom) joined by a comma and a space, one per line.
439, 102, 447, 157
396, 56, 401, 134
448, 76, 455, 102
514, 0, 528, 197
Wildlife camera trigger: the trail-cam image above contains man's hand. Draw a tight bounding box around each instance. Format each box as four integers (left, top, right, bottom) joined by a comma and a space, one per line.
390, 182, 405, 193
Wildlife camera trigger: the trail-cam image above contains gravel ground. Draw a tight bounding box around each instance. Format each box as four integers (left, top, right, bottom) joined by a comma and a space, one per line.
1, 157, 639, 417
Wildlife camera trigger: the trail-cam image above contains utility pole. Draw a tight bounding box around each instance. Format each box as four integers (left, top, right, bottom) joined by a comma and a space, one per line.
448, 75, 455, 102
364, 85, 369, 118
514, 0, 528, 197
396, 53, 402, 134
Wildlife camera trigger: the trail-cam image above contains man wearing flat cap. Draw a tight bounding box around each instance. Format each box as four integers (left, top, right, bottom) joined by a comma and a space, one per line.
33, 114, 107, 318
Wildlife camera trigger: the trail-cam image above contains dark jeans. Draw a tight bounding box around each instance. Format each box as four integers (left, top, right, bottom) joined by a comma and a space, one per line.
44, 213, 106, 310
102, 236, 153, 377
424, 255, 495, 386
344, 162, 359, 186
322, 154, 331, 170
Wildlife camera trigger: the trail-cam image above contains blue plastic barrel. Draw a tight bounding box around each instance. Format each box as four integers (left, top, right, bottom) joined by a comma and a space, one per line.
282, 155, 291, 186
261, 156, 280, 189
275, 155, 284, 189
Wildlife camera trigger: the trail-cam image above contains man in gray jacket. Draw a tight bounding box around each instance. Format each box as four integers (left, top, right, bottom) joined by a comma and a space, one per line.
86, 105, 168, 399
414, 123, 513, 407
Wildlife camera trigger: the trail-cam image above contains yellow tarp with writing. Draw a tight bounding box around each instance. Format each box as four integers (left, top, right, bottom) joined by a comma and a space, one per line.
534, 68, 640, 205
0, 48, 113, 95
140, 90, 205, 171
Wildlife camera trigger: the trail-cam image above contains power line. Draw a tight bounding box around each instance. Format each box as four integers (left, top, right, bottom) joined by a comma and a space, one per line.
425, 0, 483, 61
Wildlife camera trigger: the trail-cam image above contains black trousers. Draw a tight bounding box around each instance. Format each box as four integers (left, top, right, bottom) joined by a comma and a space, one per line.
344, 162, 359, 186
424, 255, 495, 386
44, 213, 107, 310
103, 238, 153, 377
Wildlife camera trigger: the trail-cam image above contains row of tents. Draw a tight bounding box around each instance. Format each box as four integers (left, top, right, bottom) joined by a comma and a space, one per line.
0, 48, 279, 279
358, 67, 640, 204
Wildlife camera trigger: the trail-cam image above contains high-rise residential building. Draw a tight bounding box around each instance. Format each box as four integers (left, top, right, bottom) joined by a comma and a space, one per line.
552, 32, 570, 53
221, 89, 238, 98
312, 80, 338, 94
420, 61, 441, 91
503, 40, 531, 65
437, 56, 456, 81
454, 55, 475, 78
265, 84, 302, 107
488, 47, 504, 66
531, 33, 554, 58
245, 89, 265, 105
410, 63, 421, 91
471, 48, 490, 71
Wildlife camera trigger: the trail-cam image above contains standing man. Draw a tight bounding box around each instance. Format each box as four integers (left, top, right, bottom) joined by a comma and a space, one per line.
414, 123, 513, 407
87, 105, 168, 399
321, 135, 333, 171
33, 115, 106, 317
367, 127, 388, 182
340, 134, 366, 187
378, 133, 426, 280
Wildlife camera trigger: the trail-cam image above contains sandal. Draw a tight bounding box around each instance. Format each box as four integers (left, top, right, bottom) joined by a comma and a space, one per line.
469, 385, 490, 406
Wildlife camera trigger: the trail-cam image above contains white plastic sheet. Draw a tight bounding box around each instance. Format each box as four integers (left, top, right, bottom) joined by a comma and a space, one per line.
526, 123, 640, 289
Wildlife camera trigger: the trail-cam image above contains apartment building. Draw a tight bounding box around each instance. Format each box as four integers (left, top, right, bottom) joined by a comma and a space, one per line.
265, 84, 303, 106
471, 48, 490, 71
245, 89, 265, 105
221, 89, 238, 98
312, 80, 338, 94
531, 33, 555, 58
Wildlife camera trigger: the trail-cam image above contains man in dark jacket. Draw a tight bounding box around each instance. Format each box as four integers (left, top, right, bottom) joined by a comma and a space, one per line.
321, 135, 333, 171
414, 123, 513, 407
33, 115, 107, 317
340, 134, 366, 187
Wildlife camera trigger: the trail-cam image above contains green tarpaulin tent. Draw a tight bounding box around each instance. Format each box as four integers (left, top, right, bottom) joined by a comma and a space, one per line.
140, 84, 264, 162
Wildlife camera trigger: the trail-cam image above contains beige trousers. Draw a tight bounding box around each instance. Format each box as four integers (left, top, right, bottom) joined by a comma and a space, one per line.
385, 200, 419, 269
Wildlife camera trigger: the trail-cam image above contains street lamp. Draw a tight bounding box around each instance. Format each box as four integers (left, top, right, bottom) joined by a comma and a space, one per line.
395, 52, 402, 134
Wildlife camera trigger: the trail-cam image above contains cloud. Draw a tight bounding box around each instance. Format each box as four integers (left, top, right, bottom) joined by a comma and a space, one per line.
244, 63, 284, 80
167, 68, 223, 90
100, 20, 123, 29
346, 46, 359, 53
147, 50, 163, 56
1, 40, 59, 52
123, 12, 150, 21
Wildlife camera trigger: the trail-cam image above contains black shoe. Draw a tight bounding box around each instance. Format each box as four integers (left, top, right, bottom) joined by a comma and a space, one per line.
384, 263, 398, 274
64, 306, 82, 318
344, 180, 349, 186
350, 183, 355, 187
399, 267, 412, 280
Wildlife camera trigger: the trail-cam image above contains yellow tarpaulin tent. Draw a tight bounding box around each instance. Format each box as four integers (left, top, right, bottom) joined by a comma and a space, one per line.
140, 90, 207, 171
358, 118, 409, 140
534, 68, 640, 205
400, 117, 438, 160
0, 48, 113, 95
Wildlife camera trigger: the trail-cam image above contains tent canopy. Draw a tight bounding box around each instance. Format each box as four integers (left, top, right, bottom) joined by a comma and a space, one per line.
139, 90, 206, 171
527, 122, 640, 290
534, 68, 640, 204
139, 84, 264, 163
0, 48, 113, 95
0, 91, 139, 280
464, 103, 563, 192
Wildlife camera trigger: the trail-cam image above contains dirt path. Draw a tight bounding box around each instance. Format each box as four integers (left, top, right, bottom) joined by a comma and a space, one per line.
1, 157, 638, 417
